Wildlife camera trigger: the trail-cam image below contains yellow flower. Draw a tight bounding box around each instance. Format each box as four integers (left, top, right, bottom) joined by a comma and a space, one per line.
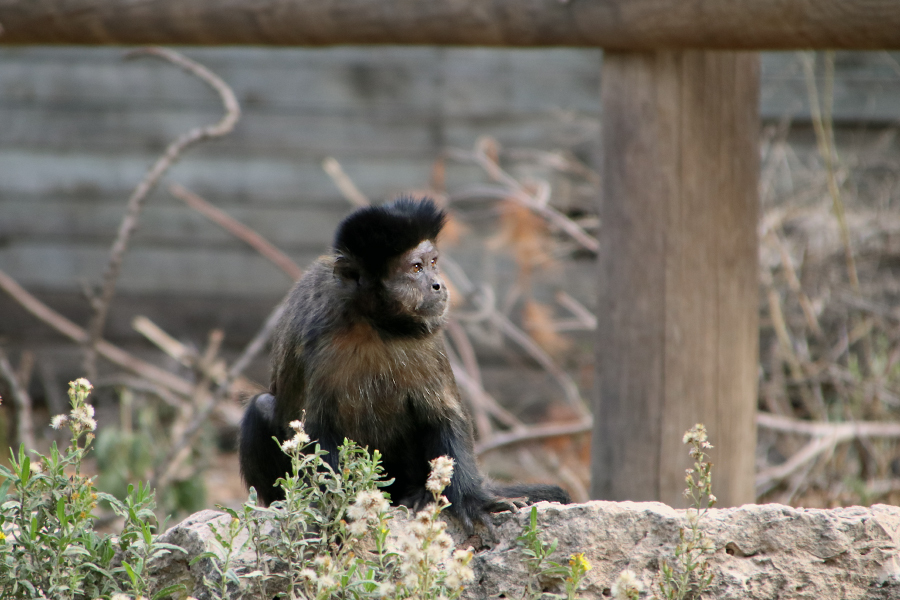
569, 553, 592, 574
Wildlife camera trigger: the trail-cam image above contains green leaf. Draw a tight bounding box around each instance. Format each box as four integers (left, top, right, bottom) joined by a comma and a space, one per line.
0, 478, 11, 502
20, 453, 31, 485
152, 583, 187, 600
122, 560, 139, 587
56, 496, 68, 525
190, 551, 219, 565
153, 542, 188, 554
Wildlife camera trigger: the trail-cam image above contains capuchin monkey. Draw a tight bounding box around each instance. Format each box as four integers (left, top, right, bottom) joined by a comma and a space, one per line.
239, 197, 570, 531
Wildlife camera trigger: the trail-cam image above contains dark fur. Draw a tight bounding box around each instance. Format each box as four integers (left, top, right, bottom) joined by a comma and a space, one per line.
239, 197, 570, 531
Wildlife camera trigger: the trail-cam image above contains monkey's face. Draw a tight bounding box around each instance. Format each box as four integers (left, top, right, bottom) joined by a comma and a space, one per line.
385, 240, 449, 322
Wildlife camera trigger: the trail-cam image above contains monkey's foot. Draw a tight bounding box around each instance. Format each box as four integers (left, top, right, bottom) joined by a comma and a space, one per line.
485, 496, 527, 513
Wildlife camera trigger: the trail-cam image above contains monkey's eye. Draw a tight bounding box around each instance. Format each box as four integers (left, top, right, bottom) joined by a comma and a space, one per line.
431, 257, 438, 266
411, 262, 423, 273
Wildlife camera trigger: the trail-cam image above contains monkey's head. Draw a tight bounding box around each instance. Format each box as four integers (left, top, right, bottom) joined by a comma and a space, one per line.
333, 197, 449, 334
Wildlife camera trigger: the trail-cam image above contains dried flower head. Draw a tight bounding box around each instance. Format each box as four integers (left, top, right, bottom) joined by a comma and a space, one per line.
426, 455, 455, 494
611, 569, 641, 600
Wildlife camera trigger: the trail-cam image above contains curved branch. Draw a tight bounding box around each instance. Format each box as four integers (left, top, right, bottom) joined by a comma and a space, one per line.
476, 418, 593, 455
84, 47, 241, 378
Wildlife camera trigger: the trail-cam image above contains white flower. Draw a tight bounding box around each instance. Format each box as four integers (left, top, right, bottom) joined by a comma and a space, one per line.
50, 414, 68, 429
426, 543, 448, 562
348, 518, 369, 537
444, 548, 474, 590
72, 378, 93, 392
281, 437, 300, 453
402, 572, 419, 589
287, 420, 311, 445
298, 568, 317, 582
377, 582, 395, 598
434, 531, 453, 550
611, 569, 642, 600
71, 404, 97, 430
426, 456, 454, 493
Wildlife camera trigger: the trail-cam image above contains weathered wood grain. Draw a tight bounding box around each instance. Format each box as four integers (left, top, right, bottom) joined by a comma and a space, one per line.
0, 0, 899, 49
593, 51, 759, 508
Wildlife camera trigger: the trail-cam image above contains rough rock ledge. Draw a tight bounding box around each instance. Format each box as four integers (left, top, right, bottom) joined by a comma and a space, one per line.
153, 501, 900, 599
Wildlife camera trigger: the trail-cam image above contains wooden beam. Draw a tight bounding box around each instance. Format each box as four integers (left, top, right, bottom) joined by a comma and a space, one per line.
592, 51, 759, 508
0, 0, 898, 49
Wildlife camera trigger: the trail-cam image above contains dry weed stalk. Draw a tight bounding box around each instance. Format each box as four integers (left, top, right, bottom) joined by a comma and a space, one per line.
756, 51, 900, 505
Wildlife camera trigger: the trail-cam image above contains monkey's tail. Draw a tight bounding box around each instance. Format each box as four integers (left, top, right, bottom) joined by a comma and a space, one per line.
486, 482, 572, 505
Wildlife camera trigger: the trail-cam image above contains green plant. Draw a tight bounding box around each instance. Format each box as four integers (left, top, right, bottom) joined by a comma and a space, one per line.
657, 423, 717, 600
516, 505, 591, 600
0, 378, 185, 599
198, 419, 478, 599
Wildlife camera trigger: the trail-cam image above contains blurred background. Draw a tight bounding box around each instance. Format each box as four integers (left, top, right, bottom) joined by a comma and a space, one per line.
1, 47, 900, 520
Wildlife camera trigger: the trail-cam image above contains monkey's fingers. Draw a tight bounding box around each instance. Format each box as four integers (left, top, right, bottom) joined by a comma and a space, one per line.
484, 497, 524, 513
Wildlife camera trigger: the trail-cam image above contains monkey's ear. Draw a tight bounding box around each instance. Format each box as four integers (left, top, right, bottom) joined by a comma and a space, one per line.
333, 255, 361, 283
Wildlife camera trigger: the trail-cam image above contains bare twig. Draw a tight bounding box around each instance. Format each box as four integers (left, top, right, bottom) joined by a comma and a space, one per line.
445, 319, 484, 388
476, 417, 592, 455
153, 328, 225, 492
447, 358, 523, 431
169, 184, 304, 383
801, 51, 859, 292
760, 266, 824, 419
0, 267, 193, 397
0, 349, 36, 451
765, 229, 823, 337
322, 157, 371, 207
755, 412, 900, 494
491, 310, 589, 415
757, 412, 900, 437
132, 315, 228, 384
554, 291, 597, 330
450, 184, 599, 253
132, 315, 194, 367
440, 253, 589, 415
169, 183, 303, 281
446, 347, 492, 439
15, 351, 35, 393
228, 297, 290, 383
84, 47, 241, 379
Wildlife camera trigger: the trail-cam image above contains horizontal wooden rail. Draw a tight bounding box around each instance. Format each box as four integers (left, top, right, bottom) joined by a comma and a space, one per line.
0, 0, 898, 49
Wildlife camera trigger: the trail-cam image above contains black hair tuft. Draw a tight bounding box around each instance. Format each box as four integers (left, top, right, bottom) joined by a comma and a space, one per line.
333, 197, 447, 279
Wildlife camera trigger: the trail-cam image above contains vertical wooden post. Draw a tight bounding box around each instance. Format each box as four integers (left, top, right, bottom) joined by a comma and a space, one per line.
592, 51, 760, 508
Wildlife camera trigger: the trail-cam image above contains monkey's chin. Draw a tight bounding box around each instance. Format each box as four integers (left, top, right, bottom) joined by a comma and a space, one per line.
414, 302, 449, 322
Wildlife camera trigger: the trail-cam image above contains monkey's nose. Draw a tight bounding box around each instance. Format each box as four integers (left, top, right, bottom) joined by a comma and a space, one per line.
432, 282, 442, 291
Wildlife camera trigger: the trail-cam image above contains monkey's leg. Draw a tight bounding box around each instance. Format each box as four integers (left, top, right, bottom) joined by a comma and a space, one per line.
422, 422, 501, 533
239, 393, 292, 506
